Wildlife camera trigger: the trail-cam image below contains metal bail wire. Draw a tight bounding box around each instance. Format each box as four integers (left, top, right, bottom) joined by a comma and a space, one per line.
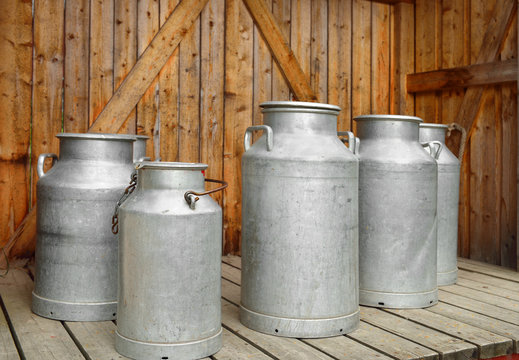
184, 179, 228, 210
112, 171, 138, 234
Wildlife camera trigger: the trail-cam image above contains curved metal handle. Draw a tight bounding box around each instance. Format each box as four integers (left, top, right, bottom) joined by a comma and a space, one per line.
244, 125, 273, 152
447, 122, 467, 161
135, 156, 151, 163
338, 131, 357, 154
37, 153, 58, 178
421, 141, 443, 160
184, 179, 228, 210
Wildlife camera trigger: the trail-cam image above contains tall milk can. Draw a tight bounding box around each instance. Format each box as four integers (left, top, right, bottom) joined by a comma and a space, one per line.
354, 115, 439, 308
420, 123, 460, 285
114, 162, 225, 360
241, 101, 359, 338
32, 133, 136, 321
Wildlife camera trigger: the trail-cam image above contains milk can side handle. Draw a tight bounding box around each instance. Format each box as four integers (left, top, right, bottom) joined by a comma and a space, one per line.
244, 125, 273, 152
338, 131, 357, 154
37, 153, 58, 178
184, 179, 228, 210
421, 141, 443, 160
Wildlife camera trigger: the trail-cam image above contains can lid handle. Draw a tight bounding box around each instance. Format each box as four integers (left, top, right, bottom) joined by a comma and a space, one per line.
244, 125, 274, 152
37, 153, 58, 178
338, 131, 359, 154
421, 141, 443, 160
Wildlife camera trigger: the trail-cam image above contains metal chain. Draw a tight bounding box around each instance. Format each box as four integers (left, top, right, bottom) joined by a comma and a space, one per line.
112, 171, 138, 234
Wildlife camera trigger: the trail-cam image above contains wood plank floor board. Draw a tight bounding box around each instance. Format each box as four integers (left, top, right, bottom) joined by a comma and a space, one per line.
386, 308, 513, 358
439, 290, 519, 325
213, 328, 274, 360
0, 293, 19, 360
457, 258, 519, 283
441, 285, 519, 313
347, 321, 439, 360
427, 301, 519, 353
304, 333, 396, 360
0, 270, 84, 359
361, 307, 478, 360
458, 269, 519, 292
456, 277, 519, 302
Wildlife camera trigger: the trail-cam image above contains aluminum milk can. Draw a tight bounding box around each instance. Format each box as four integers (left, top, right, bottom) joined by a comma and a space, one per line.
420, 123, 460, 285
32, 133, 136, 321
114, 162, 225, 360
241, 101, 359, 338
354, 115, 439, 308
133, 135, 150, 162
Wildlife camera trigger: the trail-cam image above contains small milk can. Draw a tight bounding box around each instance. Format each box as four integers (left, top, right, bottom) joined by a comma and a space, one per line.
420, 123, 460, 285
32, 133, 136, 321
354, 115, 439, 309
241, 101, 359, 338
114, 162, 226, 360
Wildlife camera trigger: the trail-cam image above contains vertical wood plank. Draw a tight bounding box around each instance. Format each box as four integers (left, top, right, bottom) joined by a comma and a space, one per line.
311, 0, 328, 103
178, 8, 201, 163
328, 0, 352, 131
253, 0, 273, 134
499, 13, 517, 268
0, 0, 32, 245
32, 0, 65, 206
271, 0, 291, 101
371, 2, 390, 114
136, 0, 159, 158
223, 0, 253, 254
89, 0, 114, 127
201, 0, 225, 205
414, 0, 440, 123
64, 0, 90, 133
352, 0, 371, 119
390, 1, 414, 115
290, 0, 311, 99
158, 0, 180, 161
114, 0, 137, 134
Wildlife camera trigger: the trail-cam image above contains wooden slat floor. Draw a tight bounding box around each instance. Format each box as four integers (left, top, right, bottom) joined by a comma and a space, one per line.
1, 257, 519, 360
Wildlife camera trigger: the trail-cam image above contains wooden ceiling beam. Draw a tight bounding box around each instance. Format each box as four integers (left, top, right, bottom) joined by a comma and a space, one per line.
407, 59, 517, 93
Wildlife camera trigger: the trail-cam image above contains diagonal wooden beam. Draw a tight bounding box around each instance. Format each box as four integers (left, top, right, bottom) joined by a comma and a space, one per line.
88, 0, 209, 133
448, 0, 517, 138
241, 0, 317, 102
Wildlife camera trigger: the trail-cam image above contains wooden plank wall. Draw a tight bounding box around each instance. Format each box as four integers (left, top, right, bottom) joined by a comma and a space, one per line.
0, 0, 517, 267
414, 0, 518, 268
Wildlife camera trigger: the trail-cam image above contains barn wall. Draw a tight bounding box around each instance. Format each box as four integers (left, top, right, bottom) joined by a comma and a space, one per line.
0, 0, 517, 268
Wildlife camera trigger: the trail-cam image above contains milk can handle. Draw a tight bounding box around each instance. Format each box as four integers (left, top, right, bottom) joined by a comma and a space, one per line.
244, 125, 273, 152
184, 179, 228, 210
337, 131, 358, 154
37, 153, 58, 178
421, 141, 443, 160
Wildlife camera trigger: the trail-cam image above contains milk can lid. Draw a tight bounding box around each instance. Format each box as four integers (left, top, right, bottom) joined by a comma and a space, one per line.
419, 123, 448, 129
56, 133, 137, 141
354, 115, 423, 123
260, 101, 341, 113
135, 161, 208, 171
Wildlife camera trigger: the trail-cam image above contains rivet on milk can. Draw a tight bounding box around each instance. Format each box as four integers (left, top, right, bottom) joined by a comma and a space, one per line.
354, 115, 440, 309
420, 123, 460, 286
241, 101, 359, 338
113, 162, 227, 360
32, 133, 136, 321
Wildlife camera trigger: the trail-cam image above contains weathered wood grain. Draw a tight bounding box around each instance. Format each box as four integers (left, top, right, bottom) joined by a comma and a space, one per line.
387, 307, 513, 358
327, 0, 352, 130
0, 270, 83, 359
64, 0, 90, 133
158, 0, 180, 161
213, 328, 274, 360
441, 284, 519, 313
458, 258, 519, 282
456, 277, 519, 302
64, 321, 128, 359
352, 0, 371, 120
271, 0, 291, 101
371, 2, 390, 114
114, 0, 137, 134
458, 269, 519, 291
200, 0, 225, 205
88, 0, 210, 133
310, 0, 328, 102
89, 0, 114, 127
242, 0, 316, 101
223, 0, 254, 254
0, 295, 19, 359
361, 307, 477, 360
